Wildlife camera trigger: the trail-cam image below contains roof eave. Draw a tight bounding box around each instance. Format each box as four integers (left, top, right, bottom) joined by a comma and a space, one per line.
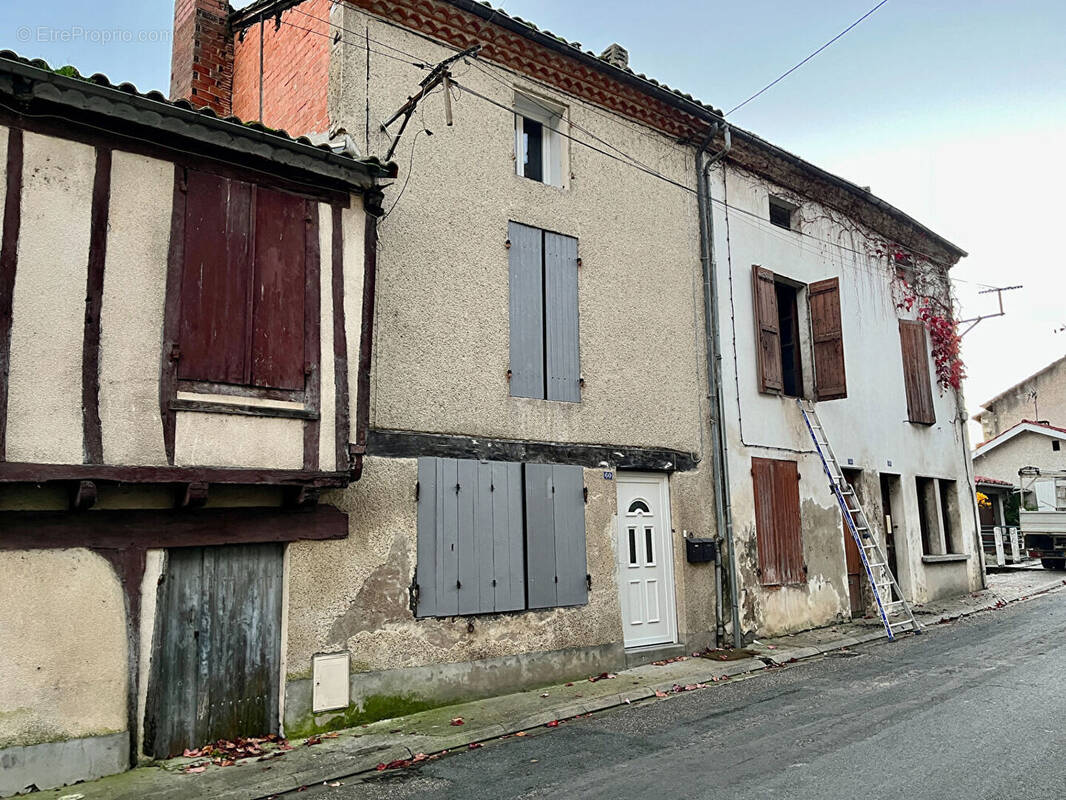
0, 57, 396, 190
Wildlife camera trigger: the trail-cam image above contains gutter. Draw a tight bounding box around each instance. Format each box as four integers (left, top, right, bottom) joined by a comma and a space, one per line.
696, 123, 743, 647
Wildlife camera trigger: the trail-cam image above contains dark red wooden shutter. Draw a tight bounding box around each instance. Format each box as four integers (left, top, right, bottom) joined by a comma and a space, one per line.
809, 277, 847, 400
752, 266, 783, 394
899, 320, 935, 424
178, 171, 253, 384
753, 457, 804, 586
251, 188, 307, 390
772, 459, 804, 584
752, 457, 780, 585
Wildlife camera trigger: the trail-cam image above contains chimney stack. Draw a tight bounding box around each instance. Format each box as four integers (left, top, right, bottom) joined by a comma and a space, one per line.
170, 0, 233, 116
599, 43, 629, 70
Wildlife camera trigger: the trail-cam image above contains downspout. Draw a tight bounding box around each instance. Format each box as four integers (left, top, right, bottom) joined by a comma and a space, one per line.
696, 123, 743, 646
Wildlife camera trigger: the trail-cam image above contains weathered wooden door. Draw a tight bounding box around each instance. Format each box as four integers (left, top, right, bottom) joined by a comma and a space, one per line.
145, 544, 284, 758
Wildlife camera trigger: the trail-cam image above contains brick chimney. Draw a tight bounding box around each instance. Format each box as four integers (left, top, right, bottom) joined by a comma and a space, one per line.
170, 0, 233, 116
599, 43, 629, 70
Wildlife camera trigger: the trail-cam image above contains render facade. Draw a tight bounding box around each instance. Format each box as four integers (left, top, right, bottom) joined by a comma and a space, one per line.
0, 54, 389, 795
162, 0, 988, 736
974, 355, 1066, 441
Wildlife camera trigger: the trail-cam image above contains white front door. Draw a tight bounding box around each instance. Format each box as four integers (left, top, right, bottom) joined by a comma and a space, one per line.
615, 473, 677, 649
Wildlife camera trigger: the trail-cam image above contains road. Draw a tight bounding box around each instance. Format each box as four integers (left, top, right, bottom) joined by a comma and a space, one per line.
291, 591, 1066, 800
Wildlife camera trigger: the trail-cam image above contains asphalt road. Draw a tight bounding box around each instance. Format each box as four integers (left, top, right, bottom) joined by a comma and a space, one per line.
293, 591, 1066, 800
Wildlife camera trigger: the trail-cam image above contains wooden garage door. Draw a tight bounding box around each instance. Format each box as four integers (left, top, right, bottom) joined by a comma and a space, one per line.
144, 544, 284, 758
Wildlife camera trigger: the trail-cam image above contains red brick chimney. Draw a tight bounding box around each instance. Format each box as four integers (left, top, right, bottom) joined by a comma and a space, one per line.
170, 0, 234, 116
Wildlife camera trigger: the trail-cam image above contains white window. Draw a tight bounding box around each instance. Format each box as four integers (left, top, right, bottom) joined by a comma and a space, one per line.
514, 92, 565, 188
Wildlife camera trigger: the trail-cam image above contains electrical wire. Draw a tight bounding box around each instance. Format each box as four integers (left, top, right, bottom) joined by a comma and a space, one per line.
291, 6, 962, 277
726, 0, 890, 116
272, 16, 431, 70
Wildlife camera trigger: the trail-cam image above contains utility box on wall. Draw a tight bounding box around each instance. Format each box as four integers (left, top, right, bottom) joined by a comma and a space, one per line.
685, 537, 717, 564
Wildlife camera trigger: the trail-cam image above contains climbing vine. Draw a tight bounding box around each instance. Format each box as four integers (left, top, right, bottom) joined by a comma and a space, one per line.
873, 244, 966, 392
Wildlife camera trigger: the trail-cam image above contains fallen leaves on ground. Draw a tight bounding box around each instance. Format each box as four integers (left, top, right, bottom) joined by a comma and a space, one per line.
540, 692, 550, 698
654, 690, 668, 698
669, 683, 708, 693
651, 655, 688, 666
545, 720, 559, 727
468, 742, 483, 749
181, 734, 286, 770
515, 731, 527, 737
587, 672, 616, 683
450, 717, 465, 726
305, 736, 322, 746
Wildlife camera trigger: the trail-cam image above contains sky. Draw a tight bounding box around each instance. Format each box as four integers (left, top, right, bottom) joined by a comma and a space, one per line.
1, 1, 1064, 436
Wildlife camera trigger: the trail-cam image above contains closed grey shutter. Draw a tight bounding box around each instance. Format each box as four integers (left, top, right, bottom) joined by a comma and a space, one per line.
508, 221, 545, 398
417, 458, 526, 617
490, 461, 526, 611
525, 463, 588, 609
551, 464, 588, 606
544, 232, 580, 402
524, 462, 557, 609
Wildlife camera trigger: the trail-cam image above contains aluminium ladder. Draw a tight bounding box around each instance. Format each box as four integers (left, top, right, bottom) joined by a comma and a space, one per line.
797, 399, 920, 641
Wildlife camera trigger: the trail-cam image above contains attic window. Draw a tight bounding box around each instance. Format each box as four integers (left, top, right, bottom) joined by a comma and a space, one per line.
514, 92, 565, 188
769, 197, 798, 230
1054, 441, 1061, 452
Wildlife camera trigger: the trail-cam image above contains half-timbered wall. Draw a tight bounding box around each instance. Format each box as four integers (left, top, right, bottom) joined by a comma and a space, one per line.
0, 125, 367, 476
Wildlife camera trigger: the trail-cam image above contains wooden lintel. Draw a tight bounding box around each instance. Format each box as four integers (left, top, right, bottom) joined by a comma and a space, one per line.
0, 505, 349, 550
70, 480, 98, 511
363, 430, 700, 472
180, 481, 209, 508
0, 461, 351, 489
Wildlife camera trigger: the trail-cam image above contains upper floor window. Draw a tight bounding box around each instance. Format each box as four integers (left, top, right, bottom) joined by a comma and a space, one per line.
752, 267, 846, 401
177, 169, 310, 393
508, 221, 580, 402
514, 92, 565, 188
769, 196, 799, 231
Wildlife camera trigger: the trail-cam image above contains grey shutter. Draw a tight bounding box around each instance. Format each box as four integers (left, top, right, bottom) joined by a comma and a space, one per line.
524, 463, 557, 609
417, 458, 526, 617
415, 457, 440, 617
456, 459, 479, 615
552, 464, 588, 607
544, 232, 580, 402
491, 461, 526, 612
524, 463, 588, 609
508, 221, 545, 398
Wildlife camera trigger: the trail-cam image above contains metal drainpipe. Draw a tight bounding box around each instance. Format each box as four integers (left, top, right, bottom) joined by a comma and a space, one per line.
696, 123, 743, 646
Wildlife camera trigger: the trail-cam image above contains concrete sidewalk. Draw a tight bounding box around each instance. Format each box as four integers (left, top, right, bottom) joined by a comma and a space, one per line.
34, 568, 1065, 800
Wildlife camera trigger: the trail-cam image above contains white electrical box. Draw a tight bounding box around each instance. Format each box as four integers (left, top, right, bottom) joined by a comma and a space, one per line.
312, 652, 350, 713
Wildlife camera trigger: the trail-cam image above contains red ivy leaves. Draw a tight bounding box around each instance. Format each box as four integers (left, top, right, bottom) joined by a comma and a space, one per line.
895, 291, 966, 391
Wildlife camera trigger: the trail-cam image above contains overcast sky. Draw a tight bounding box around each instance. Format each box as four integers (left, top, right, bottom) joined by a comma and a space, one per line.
2, 1, 1064, 435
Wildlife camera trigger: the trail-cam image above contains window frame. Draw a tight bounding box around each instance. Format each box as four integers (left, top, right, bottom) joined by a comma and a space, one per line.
514, 92, 566, 188
768, 196, 799, 231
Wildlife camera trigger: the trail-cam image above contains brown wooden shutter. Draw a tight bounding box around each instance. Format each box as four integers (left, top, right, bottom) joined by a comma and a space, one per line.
899, 320, 935, 424
752, 457, 804, 586
178, 171, 253, 384
251, 188, 307, 390
809, 277, 847, 400
752, 266, 783, 394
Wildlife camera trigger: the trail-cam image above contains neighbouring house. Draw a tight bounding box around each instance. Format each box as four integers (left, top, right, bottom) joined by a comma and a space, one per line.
972, 420, 1066, 509
0, 52, 393, 795
974, 354, 1066, 441
160, 0, 984, 741
974, 475, 1021, 566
